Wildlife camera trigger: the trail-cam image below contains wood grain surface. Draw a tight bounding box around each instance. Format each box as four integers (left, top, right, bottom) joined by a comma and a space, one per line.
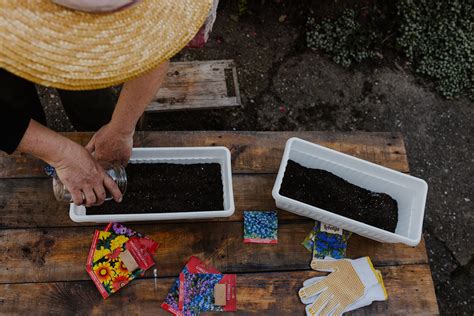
0, 131, 438, 315
148, 60, 241, 112
0, 131, 408, 178
0, 266, 438, 315
0, 222, 428, 283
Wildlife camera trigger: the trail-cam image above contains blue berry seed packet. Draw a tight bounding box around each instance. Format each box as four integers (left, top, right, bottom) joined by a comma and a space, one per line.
243, 211, 278, 244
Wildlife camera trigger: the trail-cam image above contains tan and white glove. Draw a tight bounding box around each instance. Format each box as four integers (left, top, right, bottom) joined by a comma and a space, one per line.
300, 271, 387, 315
299, 257, 387, 316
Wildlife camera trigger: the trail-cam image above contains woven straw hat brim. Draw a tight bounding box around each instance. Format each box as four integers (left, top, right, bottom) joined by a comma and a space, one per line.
0, 0, 211, 90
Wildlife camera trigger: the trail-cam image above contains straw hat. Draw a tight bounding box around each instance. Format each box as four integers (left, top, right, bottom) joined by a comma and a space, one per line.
0, 0, 212, 90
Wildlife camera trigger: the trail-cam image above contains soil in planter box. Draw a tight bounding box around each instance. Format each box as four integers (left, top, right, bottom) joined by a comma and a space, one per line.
280, 160, 398, 232
87, 163, 224, 214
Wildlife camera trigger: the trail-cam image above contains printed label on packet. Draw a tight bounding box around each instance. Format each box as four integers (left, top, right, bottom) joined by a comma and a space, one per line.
320, 222, 343, 235
126, 237, 155, 270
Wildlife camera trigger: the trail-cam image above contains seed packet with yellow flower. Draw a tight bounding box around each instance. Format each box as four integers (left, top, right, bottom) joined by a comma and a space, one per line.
87, 223, 159, 267
86, 223, 159, 299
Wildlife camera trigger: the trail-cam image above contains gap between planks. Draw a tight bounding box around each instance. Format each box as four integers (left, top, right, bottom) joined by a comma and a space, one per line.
0, 222, 429, 284
0, 265, 439, 315
0, 131, 409, 179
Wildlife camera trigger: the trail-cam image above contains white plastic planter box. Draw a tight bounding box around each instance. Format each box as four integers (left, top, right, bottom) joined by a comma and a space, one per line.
272, 137, 428, 246
70, 147, 234, 223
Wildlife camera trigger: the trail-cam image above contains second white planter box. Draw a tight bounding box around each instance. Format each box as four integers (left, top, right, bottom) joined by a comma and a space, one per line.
272, 137, 428, 246
70, 147, 234, 223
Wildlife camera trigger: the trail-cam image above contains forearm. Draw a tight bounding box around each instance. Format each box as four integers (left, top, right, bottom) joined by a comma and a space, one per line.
109, 61, 169, 134
16, 119, 75, 166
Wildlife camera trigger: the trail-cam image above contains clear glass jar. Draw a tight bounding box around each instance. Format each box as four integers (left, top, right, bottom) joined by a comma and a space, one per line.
53, 164, 127, 203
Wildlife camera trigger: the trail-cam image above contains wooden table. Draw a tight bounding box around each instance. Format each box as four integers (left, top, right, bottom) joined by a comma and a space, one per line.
0, 131, 439, 315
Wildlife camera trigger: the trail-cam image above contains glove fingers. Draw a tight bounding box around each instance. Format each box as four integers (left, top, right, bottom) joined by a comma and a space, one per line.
299, 279, 327, 301
310, 258, 339, 272
319, 298, 339, 316
306, 291, 331, 316
331, 304, 345, 316
301, 277, 326, 305
303, 276, 326, 287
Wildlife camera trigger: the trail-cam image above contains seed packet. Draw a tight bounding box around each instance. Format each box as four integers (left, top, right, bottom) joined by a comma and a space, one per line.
302, 228, 317, 252
87, 223, 159, 266
106, 222, 159, 254
86, 223, 159, 299
87, 234, 144, 299
243, 211, 278, 244
162, 256, 220, 315
310, 221, 352, 259
178, 273, 237, 315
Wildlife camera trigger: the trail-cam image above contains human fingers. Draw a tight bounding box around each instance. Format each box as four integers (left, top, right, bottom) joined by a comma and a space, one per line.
104, 174, 122, 202
85, 135, 96, 153
70, 188, 84, 206
93, 184, 107, 206
82, 187, 97, 207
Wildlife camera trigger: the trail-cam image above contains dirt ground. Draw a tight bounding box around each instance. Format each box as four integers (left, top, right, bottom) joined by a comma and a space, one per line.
38, 2, 472, 314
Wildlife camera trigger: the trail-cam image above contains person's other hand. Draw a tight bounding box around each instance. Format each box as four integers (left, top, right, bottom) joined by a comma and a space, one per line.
85, 123, 133, 166
53, 141, 122, 206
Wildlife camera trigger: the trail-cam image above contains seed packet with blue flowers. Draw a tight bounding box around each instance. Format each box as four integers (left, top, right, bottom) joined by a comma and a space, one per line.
178, 273, 237, 315
161, 256, 220, 315
311, 221, 352, 259
243, 211, 278, 244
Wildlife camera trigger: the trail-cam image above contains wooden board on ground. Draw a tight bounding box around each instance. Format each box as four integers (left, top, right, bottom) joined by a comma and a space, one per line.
0, 131, 439, 315
147, 60, 241, 112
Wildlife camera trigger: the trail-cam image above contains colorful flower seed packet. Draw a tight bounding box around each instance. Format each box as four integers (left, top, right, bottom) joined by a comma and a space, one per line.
309, 221, 352, 259
301, 228, 317, 252
243, 211, 278, 244
178, 273, 237, 315
162, 256, 220, 316
86, 223, 159, 299
88, 235, 144, 299
87, 223, 159, 266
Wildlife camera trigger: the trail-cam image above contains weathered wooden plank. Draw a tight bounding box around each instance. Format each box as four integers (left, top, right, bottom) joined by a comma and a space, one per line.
0, 131, 409, 178
149, 95, 240, 111
0, 174, 290, 228
0, 222, 428, 284
148, 60, 241, 112
0, 265, 439, 315
162, 60, 234, 83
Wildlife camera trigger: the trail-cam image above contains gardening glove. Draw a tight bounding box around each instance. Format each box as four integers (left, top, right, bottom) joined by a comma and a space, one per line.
300, 270, 387, 315
298, 257, 385, 316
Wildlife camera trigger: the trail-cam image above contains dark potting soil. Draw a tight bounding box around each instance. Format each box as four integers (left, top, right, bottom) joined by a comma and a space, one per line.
87, 163, 224, 214
280, 160, 398, 232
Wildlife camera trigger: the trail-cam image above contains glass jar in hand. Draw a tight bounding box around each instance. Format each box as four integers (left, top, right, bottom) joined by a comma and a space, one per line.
53, 164, 127, 203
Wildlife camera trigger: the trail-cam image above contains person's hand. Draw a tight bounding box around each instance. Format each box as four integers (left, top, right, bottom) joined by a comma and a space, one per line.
85, 123, 133, 166
53, 141, 123, 206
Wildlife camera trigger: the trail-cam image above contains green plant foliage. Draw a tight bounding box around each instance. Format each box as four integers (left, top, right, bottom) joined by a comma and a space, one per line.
306, 1, 473, 99
306, 10, 379, 68
238, 0, 248, 17
397, 0, 473, 99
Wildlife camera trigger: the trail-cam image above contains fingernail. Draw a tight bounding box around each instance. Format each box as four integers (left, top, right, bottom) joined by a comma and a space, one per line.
119, 197, 123, 202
